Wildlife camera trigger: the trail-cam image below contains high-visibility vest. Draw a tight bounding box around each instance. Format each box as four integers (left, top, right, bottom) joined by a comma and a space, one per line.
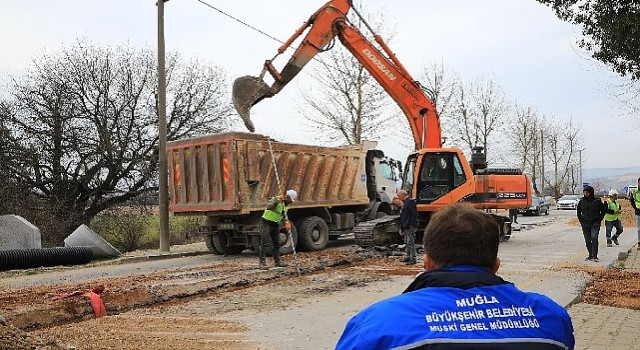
634, 189, 640, 210
262, 197, 288, 223
604, 199, 621, 221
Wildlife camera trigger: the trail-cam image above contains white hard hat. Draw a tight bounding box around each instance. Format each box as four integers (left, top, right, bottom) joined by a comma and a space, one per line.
286, 189, 298, 202
609, 189, 618, 196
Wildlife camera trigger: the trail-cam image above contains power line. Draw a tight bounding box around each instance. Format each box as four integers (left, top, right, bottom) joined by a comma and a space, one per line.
191, 0, 372, 86
193, 0, 285, 46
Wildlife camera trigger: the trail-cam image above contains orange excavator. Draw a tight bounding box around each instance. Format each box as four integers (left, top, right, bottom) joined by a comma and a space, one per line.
232, 0, 531, 243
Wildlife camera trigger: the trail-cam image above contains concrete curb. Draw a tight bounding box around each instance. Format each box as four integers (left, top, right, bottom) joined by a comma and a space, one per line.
92, 250, 211, 266
119, 250, 211, 264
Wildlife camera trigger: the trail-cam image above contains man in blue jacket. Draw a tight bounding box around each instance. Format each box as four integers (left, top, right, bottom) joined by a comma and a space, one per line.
336, 203, 575, 350
577, 186, 605, 262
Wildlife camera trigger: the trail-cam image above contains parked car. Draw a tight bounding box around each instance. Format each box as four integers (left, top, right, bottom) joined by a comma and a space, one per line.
556, 195, 581, 210
519, 197, 550, 216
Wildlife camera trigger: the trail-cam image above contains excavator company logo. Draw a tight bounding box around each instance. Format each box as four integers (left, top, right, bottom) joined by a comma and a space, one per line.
362, 49, 396, 81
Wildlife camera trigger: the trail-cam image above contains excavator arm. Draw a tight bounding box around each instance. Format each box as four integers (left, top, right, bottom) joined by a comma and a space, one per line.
232, 0, 441, 150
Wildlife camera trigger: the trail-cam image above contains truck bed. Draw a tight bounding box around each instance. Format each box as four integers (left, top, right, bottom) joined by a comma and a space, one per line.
167, 132, 373, 214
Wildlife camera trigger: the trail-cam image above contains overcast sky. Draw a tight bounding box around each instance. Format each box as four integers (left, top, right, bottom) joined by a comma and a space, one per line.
1, 0, 637, 170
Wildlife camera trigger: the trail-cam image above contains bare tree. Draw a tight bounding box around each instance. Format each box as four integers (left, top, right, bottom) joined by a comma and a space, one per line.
544, 117, 583, 197
419, 61, 460, 146
298, 47, 393, 145
510, 104, 546, 195
450, 77, 510, 163
0, 41, 237, 243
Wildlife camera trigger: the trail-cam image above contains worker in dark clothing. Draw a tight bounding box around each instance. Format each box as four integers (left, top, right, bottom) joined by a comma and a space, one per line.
508, 208, 518, 224
577, 186, 606, 262
259, 189, 297, 270
395, 190, 418, 265
336, 203, 575, 349
630, 177, 640, 250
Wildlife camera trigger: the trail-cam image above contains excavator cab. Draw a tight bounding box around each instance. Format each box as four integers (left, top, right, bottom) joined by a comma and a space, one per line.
404, 151, 468, 204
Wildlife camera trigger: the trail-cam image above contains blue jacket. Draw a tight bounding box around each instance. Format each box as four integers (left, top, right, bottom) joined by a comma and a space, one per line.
336, 266, 575, 350
400, 197, 418, 230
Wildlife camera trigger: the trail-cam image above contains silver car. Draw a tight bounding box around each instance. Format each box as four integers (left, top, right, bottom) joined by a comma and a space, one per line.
556, 195, 580, 210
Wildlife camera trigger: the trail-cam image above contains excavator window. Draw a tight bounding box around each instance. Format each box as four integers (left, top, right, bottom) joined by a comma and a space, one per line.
452, 156, 467, 187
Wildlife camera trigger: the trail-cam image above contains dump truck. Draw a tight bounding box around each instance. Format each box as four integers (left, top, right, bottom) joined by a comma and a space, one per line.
167, 131, 402, 255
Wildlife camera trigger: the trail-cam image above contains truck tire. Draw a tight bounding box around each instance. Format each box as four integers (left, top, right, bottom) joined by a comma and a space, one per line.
204, 234, 223, 255
212, 232, 244, 255
297, 216, 329, 251
250, 225, 299, 256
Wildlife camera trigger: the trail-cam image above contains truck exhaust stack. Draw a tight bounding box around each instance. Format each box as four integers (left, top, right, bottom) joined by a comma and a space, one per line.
232, 75, 273, 132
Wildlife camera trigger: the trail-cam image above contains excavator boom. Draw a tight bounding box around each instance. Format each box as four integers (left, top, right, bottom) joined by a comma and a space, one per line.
232, 0, 441, 150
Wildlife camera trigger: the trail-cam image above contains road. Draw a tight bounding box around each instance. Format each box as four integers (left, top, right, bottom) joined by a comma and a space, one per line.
0, 207, 632, 349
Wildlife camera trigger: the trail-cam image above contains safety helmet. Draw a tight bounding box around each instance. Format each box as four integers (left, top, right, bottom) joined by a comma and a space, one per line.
286, 189, 298, 202
609, 189, 618, 196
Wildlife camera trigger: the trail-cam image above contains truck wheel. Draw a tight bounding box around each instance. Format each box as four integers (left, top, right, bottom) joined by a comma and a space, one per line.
297, 216, 329, 251
204, 234, 223, 255
212, 232, 244, 255
250, 225, 299, 256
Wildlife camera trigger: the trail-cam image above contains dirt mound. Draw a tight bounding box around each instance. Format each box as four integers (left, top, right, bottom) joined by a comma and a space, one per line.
568, 201, 637, 227
583, 268, 640, 309
0, 316, 72, 349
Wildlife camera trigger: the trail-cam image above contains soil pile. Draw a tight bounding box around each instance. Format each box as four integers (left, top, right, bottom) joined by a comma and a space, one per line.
0, 316, 73, 349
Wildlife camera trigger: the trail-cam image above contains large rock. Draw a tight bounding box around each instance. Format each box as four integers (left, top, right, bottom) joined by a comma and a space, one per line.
64, 224, 121, 258
0, 215, 41, 250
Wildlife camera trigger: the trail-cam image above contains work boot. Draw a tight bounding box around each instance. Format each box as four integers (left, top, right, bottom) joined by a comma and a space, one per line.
593, 257, 600, 262
585, 256, 593, 261
259, 261, 269, 270
274, 261, 288, 268
607, 240, 612, 247
612, 236, 619, 245
399, 257, 411, 263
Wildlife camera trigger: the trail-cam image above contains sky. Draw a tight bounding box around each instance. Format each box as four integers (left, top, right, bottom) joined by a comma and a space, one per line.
0, 0, 637, 170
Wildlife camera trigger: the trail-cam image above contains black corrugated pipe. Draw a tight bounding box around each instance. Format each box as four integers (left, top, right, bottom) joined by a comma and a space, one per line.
0, 247, 94, 271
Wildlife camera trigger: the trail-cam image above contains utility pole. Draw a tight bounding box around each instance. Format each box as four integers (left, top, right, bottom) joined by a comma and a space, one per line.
540, 129, 544, 197
157, 0, 170, 252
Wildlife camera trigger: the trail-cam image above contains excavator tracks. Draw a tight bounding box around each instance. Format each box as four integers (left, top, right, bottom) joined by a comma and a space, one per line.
353, 215, 401, 247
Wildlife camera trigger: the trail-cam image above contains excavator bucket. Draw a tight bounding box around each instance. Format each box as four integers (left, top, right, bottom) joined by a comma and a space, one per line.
232, 75, 273, 132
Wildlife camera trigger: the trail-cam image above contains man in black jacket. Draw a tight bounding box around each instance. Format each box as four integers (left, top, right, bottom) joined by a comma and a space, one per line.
630, 177, 640, 250
395, 190, 418, 265
577, 186, 606, 262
